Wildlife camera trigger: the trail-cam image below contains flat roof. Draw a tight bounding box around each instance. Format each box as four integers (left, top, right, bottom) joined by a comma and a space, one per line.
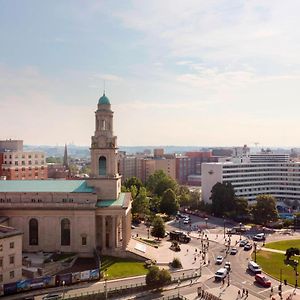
0, 225, 22, 239
0, 180, 95, 193
96, 193, 130, 208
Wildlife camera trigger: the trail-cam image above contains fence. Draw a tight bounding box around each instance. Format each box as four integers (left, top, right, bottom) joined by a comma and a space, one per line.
63, 272, 200, 299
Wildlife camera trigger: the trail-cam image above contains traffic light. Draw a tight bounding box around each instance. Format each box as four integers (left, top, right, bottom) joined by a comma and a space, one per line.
284, 279, 287, 285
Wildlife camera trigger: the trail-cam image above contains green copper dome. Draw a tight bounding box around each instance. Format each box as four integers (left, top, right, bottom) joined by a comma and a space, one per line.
98, 93, 110, 105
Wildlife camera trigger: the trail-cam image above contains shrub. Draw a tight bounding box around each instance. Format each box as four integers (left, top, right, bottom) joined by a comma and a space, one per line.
170, 257, 182, 269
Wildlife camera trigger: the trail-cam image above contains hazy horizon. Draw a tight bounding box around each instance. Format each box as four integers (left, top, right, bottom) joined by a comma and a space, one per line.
1, 1, 300, 146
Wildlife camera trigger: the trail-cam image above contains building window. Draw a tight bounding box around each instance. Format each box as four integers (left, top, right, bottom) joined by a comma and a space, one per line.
0, 244, 2, 251
9, 271, 14, 279
22, 161, 25, 165
29, 218, 38, 245
15, 161, 18, 166
0, 257, 3, 267
9, 242, 14, 249
61, 218, 71, 246
82, 236, 87, 246
9, 255, 14, 264
99, 156, 106, 176
28, 155, 31, 158
0, 274, 3, 283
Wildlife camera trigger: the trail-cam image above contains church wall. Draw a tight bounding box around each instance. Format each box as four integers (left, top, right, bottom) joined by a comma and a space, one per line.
0, 209, 96, 257
87, 177, 121, 200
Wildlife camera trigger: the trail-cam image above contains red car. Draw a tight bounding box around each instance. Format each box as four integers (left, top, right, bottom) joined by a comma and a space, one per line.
255, 274, 271, 287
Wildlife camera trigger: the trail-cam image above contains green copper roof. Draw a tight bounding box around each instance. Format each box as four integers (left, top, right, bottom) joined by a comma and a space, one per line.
96, 193, 126, 207
98, 93, 110, 105
0, 180, 94, 193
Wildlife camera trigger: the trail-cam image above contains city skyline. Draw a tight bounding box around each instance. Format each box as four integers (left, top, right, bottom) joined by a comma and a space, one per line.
1, 1, 300, 147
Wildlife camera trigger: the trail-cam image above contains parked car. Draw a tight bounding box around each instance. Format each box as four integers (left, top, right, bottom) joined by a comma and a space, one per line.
42, 294, 62, 300
230, 247, 238, 255
215, 268, 228, 281
244, 243, 253, 251
255, 274, 271, 287
215, 255, 224, 264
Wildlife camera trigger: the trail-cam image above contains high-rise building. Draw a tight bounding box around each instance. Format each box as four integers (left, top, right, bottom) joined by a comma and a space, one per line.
0, 140, 47, 180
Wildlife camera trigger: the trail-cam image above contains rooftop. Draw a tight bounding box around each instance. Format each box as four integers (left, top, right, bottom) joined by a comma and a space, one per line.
0, 180, 95, 193
96, 192, 130, 208
0, 225, 22, 239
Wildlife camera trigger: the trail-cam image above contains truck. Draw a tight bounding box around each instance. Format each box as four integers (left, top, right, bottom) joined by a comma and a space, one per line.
169, 231, 191, 243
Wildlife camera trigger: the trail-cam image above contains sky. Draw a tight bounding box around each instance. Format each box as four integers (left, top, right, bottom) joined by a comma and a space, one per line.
1, 0, 300, 147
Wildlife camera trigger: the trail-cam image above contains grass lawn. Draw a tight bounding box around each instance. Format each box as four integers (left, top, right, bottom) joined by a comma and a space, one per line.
139, 238, 160, 246
264, 239, 300, 251
100, 256, 148, 280
254, 250, 298, 286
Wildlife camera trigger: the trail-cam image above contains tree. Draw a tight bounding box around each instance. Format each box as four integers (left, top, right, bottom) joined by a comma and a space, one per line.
123, 177, 143, 193
170, 257, 182, 269
146, 266, 171, 288
252, 195, 279, 225
151, 216, 165, 240
285, 247, 300, 261
132, 187, 150, 217
147, 170, 177, 197
177, 186, 190, 207
160, 188, 179, 216
234, 197, 249, 217
210, 182, 235, 217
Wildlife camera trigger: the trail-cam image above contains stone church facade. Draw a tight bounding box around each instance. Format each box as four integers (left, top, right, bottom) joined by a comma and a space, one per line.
0, 94, 132, 257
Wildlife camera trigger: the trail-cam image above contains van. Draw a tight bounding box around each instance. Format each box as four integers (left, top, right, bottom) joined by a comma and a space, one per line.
248, 261, 262, 274
215, 268, 228, 280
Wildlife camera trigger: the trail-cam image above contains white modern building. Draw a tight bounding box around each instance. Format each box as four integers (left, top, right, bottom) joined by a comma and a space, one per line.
202, 152, 300, 203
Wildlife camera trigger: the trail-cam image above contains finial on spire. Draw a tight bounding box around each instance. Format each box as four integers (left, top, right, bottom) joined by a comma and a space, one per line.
103, 80, 106, 96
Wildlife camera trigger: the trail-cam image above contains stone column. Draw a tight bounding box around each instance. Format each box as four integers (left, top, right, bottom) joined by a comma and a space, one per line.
122, 215, 127, 250
102, 215, 106, 251
111, 216, 116, 249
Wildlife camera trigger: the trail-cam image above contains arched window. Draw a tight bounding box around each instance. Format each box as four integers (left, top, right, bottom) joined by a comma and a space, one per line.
29, 218, 38, 245
61, 218, 70, 246
99, 156, 106, 176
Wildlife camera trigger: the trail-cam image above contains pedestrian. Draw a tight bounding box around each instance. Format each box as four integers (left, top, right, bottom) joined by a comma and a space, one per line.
246, 289, 248, 297
242, 288, 245, 296
195, 248, 197, 253
222, 278, 225, 285
238, 290, 241, 298
194, 257, 196, 263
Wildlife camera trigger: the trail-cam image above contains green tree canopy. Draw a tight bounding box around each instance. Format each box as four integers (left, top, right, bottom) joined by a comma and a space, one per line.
160, 188, 179, 216
151, 216, 165, 240
210, 182, 235, 217
146, 266, 171, 288
131, 187, 150, 217
251, 194, 279, 225
123, 177, 143, 192
147, 170, 177, 197
234, 197, 249, 217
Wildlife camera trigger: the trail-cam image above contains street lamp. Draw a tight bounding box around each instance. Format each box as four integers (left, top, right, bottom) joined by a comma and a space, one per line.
177, 279, 181, 297
223, 217, 226, 238
62, 280, 65, 299
239, 222, 242, 241
254, 242, 257, 263
294, 260, 299, 288
205, 217, 208, 229
104, 268, 108, 300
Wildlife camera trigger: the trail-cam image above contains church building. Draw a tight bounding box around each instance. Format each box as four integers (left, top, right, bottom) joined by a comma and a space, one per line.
0, 94, 132, 257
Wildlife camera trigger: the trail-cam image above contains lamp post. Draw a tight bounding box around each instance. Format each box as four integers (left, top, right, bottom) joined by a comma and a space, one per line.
104, 268, 108, 300
254, 242, 257, 263
205, 217, 208, 229
177, 279, 181, 297
62, 280, 65, 299
239, 222, 242, 241
294, 260, 299, 288
223, 218, 226, 238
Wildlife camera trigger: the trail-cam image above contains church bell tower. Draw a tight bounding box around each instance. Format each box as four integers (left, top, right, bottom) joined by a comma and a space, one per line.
89, 93, 121, 199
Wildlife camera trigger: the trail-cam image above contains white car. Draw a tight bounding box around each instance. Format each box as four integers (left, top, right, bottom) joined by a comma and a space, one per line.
215, 255, 223, 264
215, 268, 228, 280
224, 261, 231, 271
183, 218, 191, 224
230, 247, 238, 255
